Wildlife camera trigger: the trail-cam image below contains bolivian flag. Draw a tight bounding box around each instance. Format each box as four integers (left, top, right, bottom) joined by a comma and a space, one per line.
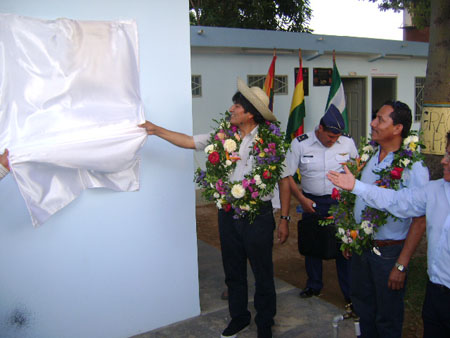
263, 54, 277, 112
286, 55, 306, 141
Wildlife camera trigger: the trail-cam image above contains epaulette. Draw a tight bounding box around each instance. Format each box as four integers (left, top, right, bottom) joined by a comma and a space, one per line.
341, 132, 351, 138
296, 134, 308, 142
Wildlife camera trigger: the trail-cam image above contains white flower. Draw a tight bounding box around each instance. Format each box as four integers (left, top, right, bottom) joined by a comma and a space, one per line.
363, 145, 374, 153
361, 153, 370, 162
231, 184, 246, 199
240, 204, 250, 211
204, 144, 215, 154
223, 139, 237, 153
259, 183, 266, 190
213, 192, 220, 199
361, 220, 373, 235
225, 160, 232, 166
342, 235, 350, 244
403, 136, 412, 145
216, 200, 222, 209
254, 174, 262, 185
338, 227, 345, 235
411, 135, 419, 143
400, 158, 410, 167
210, 183, 215, 189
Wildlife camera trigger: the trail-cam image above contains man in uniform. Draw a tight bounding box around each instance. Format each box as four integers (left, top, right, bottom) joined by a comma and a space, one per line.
140, 78, 290, 338
284, 104, 358, 308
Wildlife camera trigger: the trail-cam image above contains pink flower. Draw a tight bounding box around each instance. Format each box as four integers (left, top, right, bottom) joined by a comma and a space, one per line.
251, 191, 259, 199
242, 179, 250, 188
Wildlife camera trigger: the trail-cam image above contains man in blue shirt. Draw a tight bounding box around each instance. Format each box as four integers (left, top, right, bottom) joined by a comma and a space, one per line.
328, 131, 450, 338
342, 101, 429, 338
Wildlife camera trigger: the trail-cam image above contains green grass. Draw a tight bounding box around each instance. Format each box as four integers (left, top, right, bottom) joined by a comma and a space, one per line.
403, 255, 428, 337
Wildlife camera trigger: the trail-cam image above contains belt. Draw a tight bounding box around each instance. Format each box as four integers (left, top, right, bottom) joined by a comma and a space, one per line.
429, 280, 450, 294
373, 239, 405, 247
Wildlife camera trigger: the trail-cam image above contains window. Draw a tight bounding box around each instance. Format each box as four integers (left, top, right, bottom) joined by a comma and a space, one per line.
247, 75, 288, 95
313, 68, 332, 86
191, 75, 202, 97
415, 77, 425, 122
294, 67, 309, 96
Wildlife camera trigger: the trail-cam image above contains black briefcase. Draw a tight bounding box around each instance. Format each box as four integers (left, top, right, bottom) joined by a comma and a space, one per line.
297, 214, 340, 260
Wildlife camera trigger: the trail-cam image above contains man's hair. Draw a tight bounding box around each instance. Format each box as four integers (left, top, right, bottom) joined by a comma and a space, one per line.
232, 92, 265, 124
447, 131, 450, 146
383, 100, 412, 138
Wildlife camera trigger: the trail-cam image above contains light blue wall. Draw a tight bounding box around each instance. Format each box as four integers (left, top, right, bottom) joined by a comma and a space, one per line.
0, 1, 199, 338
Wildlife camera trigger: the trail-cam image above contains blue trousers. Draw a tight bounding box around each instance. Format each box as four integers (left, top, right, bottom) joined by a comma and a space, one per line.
422, 280, 450, 338
351, 244, 405, 338
218, 202, 276, 328
301, 193, 351, 302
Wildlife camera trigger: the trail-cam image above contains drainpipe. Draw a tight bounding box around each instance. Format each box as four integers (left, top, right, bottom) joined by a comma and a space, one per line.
332, 314, 344, 338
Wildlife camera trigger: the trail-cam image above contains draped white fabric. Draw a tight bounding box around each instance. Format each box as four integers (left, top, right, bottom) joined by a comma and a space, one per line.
0, 14, 147, 226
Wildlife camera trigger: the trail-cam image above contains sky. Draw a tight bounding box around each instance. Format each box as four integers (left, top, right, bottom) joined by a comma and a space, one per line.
309, 0, 404, 40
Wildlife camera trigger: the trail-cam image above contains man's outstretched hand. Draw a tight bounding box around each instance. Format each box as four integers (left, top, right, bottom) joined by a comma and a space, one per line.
327, 165, 356, 191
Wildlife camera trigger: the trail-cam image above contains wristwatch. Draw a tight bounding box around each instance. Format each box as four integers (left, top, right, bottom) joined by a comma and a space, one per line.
280, 215, 291, 222
395, 262, 406, 272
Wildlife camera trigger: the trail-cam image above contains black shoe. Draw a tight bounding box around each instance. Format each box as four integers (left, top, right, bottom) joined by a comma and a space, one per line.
257, 325, 272, 338
221, 318, 250, 338
299, 287, 320, 298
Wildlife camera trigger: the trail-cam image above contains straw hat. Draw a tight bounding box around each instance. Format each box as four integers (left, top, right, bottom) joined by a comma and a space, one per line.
237, 78, 276, 122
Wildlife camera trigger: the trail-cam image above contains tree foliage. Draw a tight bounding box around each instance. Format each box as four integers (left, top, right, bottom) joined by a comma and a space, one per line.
366, 0, 431, 28
189, 0, 312, 32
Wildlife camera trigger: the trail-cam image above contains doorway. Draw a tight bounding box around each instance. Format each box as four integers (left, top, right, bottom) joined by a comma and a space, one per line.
372, 77, 397, 117
342, 77, 367, 146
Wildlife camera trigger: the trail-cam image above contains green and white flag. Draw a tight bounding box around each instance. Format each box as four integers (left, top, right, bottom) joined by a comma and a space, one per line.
326, 59, 348, 133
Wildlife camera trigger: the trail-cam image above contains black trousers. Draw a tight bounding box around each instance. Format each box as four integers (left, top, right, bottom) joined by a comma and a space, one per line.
218, 202, 276, 328
422, 280, 450, 338
301, 192, 351, 302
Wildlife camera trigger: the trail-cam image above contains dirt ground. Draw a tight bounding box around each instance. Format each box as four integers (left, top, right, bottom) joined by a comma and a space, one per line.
196, 199, 425, 338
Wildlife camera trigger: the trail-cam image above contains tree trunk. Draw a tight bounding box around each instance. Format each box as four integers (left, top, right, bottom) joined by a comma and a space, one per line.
420, 0, 450, 179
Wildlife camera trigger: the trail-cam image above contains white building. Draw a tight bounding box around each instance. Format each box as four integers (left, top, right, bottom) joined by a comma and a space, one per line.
190, 25, 428, 167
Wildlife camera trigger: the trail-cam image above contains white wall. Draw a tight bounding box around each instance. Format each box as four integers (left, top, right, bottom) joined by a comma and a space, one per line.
0, 1, 199, 338
191, 51, 426, 167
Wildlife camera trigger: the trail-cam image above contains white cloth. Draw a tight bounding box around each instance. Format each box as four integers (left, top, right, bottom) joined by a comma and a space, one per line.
0, 14, 147, 226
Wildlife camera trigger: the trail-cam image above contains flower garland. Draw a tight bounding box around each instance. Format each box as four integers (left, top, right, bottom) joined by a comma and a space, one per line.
194, 111, 289, 222
320, 131, 425, 254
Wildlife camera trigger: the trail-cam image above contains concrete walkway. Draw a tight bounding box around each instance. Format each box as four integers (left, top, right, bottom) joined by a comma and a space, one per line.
132, 240, 357, 338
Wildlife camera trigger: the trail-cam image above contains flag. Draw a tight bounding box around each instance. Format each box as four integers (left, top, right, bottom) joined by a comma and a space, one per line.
326, 53, 349, 133
262, 53, 277, 111
286, 51, 306, 141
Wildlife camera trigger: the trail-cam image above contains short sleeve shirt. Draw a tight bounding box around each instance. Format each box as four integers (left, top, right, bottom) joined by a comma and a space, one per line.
285, 128, 358, 196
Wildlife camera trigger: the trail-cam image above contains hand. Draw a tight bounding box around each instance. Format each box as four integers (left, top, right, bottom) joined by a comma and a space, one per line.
138, 121, 159, 135
0, 149, 10, 171
277, 220, 289, 244
388, 267, 406, 290
327, 165, 356, 191
300, 197, 316, 213
342, 248, 352, 260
